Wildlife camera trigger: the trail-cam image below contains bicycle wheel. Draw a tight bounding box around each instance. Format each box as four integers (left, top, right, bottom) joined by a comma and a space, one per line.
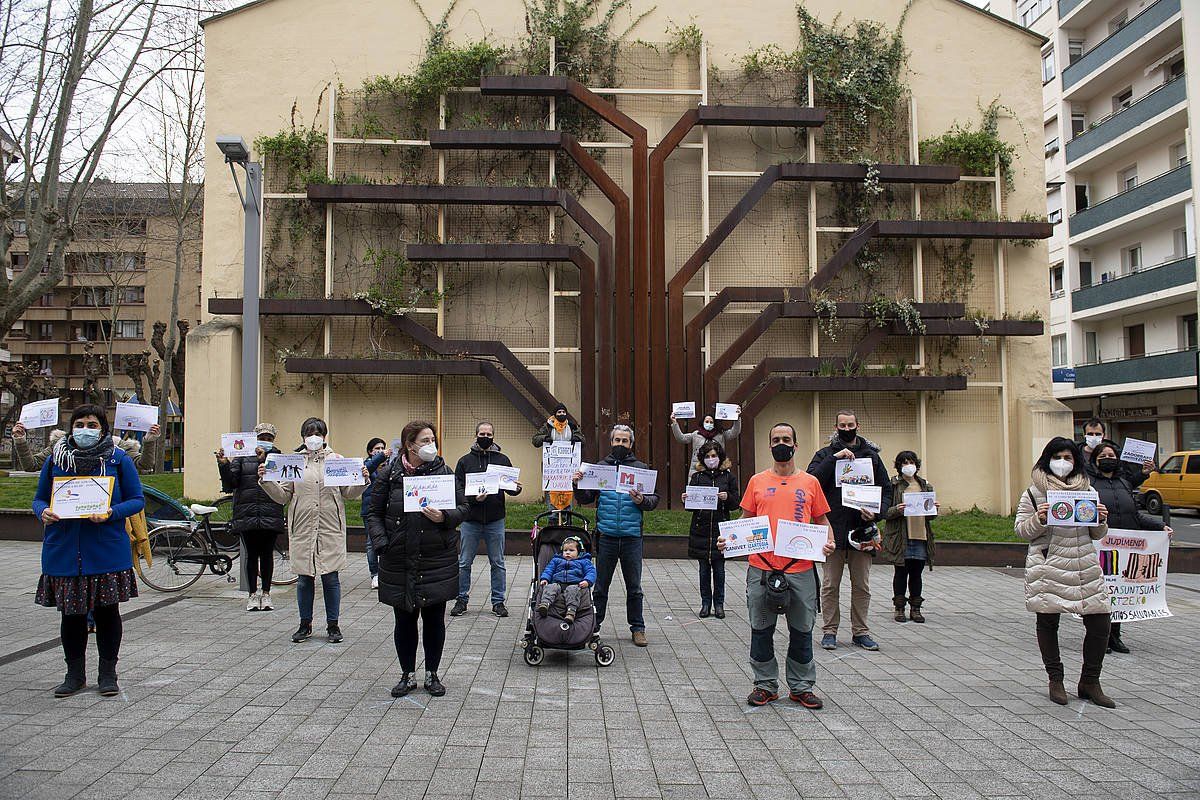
272, 537, 297, 586
208, 496, 239, 551
138, 525, 207, 592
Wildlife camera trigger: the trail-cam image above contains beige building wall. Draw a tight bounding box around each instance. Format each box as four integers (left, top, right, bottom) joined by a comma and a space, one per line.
196, 0, 1057, 511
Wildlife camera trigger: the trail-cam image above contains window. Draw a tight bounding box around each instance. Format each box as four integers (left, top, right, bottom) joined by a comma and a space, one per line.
36, 293, 54, 307
1085, 330, 1099, 363
1048, 209, 1062, 224
1119, 166, 1138, 192
12, 218, 28, 236
1167, 57, 1185, 81
1068, 40, 1084, 65
1079, 260, 1093, 287
1122, 244, 1142, 273
36, 322, 54, 341
1112, 87, 1133, 114
1041, 50, 1056, 83
1159, 455, 1183, 474
1050, 264, 1064, 296
1182, 314, 1197, 351
1175, 227, 1191, 258
1125, 324, 1145, 358
1075, 184, 1089, 211
1052, 334, 1068, 367
115, 320, 143, 339
1186, 455, 1200, 475
1071, 113, 1086, 139
38, 358, 52, 375
1109, 11, 1128, 35
1044, 137, 1060, 156
120, 286, 145, 304
1171, 142, 1188, 169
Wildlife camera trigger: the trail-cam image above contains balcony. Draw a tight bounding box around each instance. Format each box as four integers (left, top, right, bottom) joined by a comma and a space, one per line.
1066, 76, 1186, 165
1068, 163, 1191, 241
21, 307, 71, 321
1075, 348, 1197, 389
1058, 0, 1086, 18
1061, 0, 1181, 95
1071, 256, 1195, 314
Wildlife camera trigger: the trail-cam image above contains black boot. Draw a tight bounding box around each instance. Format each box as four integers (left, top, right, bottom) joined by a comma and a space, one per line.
424, 671, 446, 697
909, 597, 925, 624
714, 605, 725, 619
1108, 622, 1129, 654
698, 602, 711, 618
53, 658, 86, 698
390, 672, 417, 698
97, 658, 119, 697
893, 596, 907, 623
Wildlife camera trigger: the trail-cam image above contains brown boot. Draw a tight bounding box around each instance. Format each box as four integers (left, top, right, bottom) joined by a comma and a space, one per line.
892, 596, 906, 623
1078, 680, 1116, 708
909, 597, 925, 624
1048, 679, 1068, 705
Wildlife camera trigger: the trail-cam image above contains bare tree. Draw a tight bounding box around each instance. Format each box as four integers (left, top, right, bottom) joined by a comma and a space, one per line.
0, 360, 58, 431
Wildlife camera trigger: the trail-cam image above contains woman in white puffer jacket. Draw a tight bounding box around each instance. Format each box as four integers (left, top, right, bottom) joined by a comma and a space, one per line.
1015, 436, 1115, 709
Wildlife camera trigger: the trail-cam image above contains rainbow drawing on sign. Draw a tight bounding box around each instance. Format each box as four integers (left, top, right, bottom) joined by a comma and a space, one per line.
784, 535, 814, 551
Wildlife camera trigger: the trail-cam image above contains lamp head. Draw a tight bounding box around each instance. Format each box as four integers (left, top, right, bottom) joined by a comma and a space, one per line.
216, 135, 250, 163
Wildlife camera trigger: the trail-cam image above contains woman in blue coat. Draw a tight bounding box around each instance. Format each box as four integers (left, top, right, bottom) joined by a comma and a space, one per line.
32, 404, 145, 698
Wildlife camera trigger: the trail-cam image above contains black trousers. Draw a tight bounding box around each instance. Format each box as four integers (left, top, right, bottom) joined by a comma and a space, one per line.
242, 530, 279, 593
62, 604, 121, 662
1036, 612, 1110, 682
394, 602, 447, 673
891, 559, 925, 599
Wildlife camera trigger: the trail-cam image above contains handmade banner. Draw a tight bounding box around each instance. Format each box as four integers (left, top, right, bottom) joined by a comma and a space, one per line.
1094, 528, 1172, 623
718, 515, 772, 558
542, 442, 581, 492
50, 477, 114, 519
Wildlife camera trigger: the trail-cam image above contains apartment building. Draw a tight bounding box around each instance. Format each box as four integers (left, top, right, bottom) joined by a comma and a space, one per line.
4, 182, 203, 409
997, 0, 1198, 455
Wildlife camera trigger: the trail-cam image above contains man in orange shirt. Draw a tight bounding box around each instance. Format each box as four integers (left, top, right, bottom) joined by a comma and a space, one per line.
720, 422, 835, 708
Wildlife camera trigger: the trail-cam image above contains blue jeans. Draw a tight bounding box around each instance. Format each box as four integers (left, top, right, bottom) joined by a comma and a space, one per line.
593, 533, 644, 632
296, 571, 341, 624
458, 519, 507, 604
364, 531, 379, 577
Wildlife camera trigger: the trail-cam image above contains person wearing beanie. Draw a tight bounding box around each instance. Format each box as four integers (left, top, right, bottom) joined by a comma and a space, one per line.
362, 437, 390, 589
218, 422, 287, 611
532, 403, 585, 512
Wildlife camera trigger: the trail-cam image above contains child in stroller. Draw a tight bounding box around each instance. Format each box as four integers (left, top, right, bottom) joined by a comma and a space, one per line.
537, 536, 595, 623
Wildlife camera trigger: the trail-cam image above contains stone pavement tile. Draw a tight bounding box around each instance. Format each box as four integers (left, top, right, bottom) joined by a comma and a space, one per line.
203, 749, 269, 778
472, 779, 522, 799
295, 750, 353, 779
697, 771, 753, 799
569, 779, 618, 800
238, 763, 301, 791
275, 776, 337, 799
376, 779, 429, 799
480, 754, 526, 782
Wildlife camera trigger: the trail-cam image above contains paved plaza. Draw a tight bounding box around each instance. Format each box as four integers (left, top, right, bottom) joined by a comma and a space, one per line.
0, 540, 1198, 800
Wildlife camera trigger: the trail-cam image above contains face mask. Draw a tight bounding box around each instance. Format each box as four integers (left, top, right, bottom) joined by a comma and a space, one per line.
703, 421, 715, 431
476, 436, 494, 451
556, 413, 568, 421
1097, 457, 1120, 474
1084, 434, 1103, 449
901, 464, 918, 478
72, 427, 102, 449
1049, 458, 1073, 478
610, 445, 631, 461
255, 440, 274, 451
304, 435, 324, 451
771, 443, 795, 463
417, 442, 438, 462
836, 428, 857, 444
704, 456, 720, 469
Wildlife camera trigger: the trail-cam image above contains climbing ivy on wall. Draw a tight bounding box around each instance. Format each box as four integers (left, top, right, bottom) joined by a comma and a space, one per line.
919, 100, 1017, 187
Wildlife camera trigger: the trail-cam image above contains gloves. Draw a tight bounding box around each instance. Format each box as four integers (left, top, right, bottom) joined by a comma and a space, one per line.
127, 511, 152, 567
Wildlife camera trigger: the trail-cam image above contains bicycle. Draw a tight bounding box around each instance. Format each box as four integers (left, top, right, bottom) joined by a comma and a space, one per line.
138, 502, 297, 592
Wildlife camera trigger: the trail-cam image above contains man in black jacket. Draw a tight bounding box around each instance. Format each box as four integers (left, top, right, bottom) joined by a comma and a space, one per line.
806, 410, 892, 652
451, 421, 522, 618
1079, 417, 1153, 487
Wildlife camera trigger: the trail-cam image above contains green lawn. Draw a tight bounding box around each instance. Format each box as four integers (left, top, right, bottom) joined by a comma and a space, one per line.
0, 473, 1020, 541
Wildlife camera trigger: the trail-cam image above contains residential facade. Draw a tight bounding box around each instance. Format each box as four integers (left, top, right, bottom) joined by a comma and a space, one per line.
998, 0, 1199, 455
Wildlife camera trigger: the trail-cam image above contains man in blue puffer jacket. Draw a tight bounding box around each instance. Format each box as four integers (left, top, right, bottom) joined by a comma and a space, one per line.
572, 424, 659, 646
536, 536, 596, 623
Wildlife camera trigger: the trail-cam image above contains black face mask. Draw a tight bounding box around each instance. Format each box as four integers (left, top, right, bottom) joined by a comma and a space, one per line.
836, 428, 857, 444
771, 443, 795, 463
555, 413, 568, 421
476, 436, 494, 451
610, 445, 631, 461
1097, 457, 1120, 474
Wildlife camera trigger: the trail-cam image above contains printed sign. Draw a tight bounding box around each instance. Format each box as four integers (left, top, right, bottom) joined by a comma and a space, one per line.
903, 491, 938, 517
683, 485, 719, 510
772, 520, 828, 562
18, 398, 59, 430
841, 484, 882, 514
1119, 438, 1156, 465
542, 442, 581, 492
221, 432, 258, 458
718, 515, 772, 558
714, 403, 740, 421
672, 401, 696, 419
1046, 490, 1101, 527
1094, 528, 1172, 623
465, 472, 501, 496
114, 402, 159, 433
577, 462, 617, 491
322, 457, 365, 487
403, 474, 458, 512
834, 458, 875, 487
263, 453, 306, 482
485, 464, 520, 491
615, 465, 657, 495
50, 476, 115, 519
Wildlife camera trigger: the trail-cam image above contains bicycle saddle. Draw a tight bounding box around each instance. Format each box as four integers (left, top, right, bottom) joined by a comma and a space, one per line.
190, 503, 219, 516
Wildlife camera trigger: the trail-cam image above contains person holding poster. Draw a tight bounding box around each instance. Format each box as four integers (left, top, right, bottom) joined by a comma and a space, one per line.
719, 422, 834, 708
572, 424, 659, 647
11, 424, 66, 472
259, 418, 368, 646
1089, 440, 1173, 655
365, 420, 468, 699
218, 423, 287, 611
361, 438, 392, 589
881, 451, 938, 624
1015, 437, 1115, 708
683, 441, 741, 620
806, 410, 891, 652
451, 421, 523, 619
1080, 417, 1152, 487
669, 408, 741, 473
532, 403, 585, 511
31, 404, 145, 698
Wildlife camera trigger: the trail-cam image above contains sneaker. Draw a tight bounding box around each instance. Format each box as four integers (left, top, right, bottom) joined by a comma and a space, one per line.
564, 609, 576, 624
371, 575, 379, 589
259, 593, 273, 611
789, 691, 823, 709
747, 688, 779, 707
390, 673, 417, 698
450, 599, 468, 616
291, 622, 313, 643
424, 671, 446, 697
820, 634, 837, 650
327, 624, 343, 644
492, 603, 509, 618
632, 631, 648, 647
852, 634, 879, 651
246, 591, 260, 612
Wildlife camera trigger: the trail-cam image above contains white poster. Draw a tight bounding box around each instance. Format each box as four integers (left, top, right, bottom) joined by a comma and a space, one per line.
577, 462, 617, 491
542, 442, 581, 492
718, 515, 773, 558
615, 465, 657, 495
1046, 490, 1101, 527
485, 464, 520, 491
1095, 529, 1172, 623
683, 485, 719, 510
50, 476, 114, 519
18, 398, 59, 429
772, 520, 828, 562
262, 453, 306, 482
465, 472, 501, 496
1119, 438, 1156, 465
403, 474, 458, 511
834, 458, 875, 487
714, 403, 740, 421
903, 491, 938, 517
322, 457, 366, 487
220, 432, 258, 458
841, 484, 882, 514
672, 401, 696, 419
114, 402, 159, 433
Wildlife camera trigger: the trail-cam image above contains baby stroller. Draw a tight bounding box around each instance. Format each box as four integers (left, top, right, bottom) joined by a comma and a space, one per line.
521, 509, 616, 667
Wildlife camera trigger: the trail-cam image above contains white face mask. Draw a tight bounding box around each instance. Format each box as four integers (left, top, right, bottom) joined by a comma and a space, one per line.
304, 435, 324, 451
417, 442, 438, 462
702, 421, 715, 431
901, 464, 917, 478
704, 456, 720, 469
1049, 458, 1073, 478
1084, 434, 1103, 449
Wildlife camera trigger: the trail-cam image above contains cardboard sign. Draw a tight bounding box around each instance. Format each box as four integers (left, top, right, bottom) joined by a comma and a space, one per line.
1046, 490, 1101, 527
542, 442, 581, 492
718, 516, 772, 558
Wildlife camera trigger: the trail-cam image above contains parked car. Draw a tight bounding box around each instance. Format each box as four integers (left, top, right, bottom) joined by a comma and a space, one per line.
1139, 451, 1198, 515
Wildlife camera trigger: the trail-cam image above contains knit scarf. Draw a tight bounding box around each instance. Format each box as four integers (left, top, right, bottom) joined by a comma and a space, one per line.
696, 425, 719, 440
1030, 467, 1091, 494
52, 433, 115, 476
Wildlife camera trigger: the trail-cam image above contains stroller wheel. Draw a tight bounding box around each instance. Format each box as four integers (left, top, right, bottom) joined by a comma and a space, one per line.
595, 645, 615, 667
523, 645, 545, 666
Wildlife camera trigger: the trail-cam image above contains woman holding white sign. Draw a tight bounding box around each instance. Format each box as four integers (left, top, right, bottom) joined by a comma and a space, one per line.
669, 407, 741, 473
31, 404, 145, 698
881, 451, 937, 624
684, 441, 740, 619
1015, 437, 1114, 708
258, 417, 367, 645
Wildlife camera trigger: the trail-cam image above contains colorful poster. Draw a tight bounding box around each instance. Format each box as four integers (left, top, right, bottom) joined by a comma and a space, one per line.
683, 485, 719, 510
50, 477, 114, 519
834, 458, 874, 487
114, 402, 159, 432
485, 464, 520, 491
220, 432, 258, 458
903, 491, 938, 517
263, 453, 306, 482
718, 516, 772, 558
323, 457, 366, 487
841, 484, 882, 514
1094, 528, 1172, 623
577, 462, 617, 491
772, 520, 828, 562
615, 465, 657, 495
672, 401, 696, 419
1046, 490, 1101, 527
403, 474, 457, 511
18, 398, 59, 429
465, 472, 502, 496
